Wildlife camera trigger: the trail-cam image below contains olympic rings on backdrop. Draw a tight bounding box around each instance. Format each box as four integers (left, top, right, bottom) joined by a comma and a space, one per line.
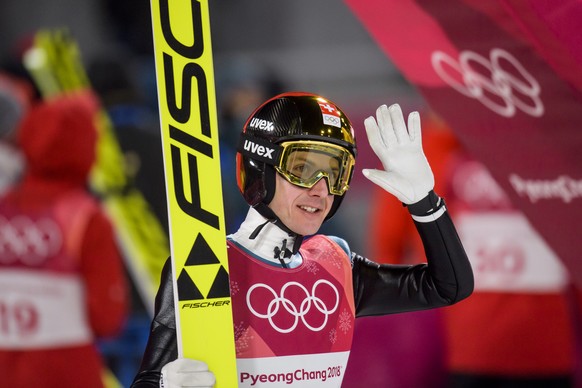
0, 215, 62, 266
431, 48, 544, 118
246, 280, 340, 334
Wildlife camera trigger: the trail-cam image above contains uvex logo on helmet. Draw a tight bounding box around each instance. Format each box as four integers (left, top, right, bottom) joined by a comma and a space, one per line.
249, 118, 274, 131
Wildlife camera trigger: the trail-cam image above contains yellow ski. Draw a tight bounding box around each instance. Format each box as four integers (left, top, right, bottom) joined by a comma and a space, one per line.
149, 0, 237, 386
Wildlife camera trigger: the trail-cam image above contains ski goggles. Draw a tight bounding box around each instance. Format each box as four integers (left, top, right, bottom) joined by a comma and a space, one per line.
274, 140, 355, 196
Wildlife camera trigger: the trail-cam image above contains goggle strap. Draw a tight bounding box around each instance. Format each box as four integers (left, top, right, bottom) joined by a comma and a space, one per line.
237, 133, 282, 166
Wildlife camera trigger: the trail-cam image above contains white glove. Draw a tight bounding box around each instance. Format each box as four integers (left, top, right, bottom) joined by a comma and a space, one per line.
362, 103, 434, 204
160, 358, 216, 388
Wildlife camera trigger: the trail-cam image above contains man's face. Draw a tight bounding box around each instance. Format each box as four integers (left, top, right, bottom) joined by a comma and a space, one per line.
268, 172, 334, 236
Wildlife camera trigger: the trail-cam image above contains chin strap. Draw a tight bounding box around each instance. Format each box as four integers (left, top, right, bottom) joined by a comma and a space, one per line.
250, 203, 304, 254
248, 219, 272, 240
249, 203, 303, 260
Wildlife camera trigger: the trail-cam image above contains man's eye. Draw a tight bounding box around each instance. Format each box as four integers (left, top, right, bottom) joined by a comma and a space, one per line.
291, 164, 307, 174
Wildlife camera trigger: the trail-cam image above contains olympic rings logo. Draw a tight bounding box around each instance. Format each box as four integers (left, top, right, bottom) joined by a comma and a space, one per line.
246, 280, 339, 334
0, 215, 62, 266
323, 115, 341, 128
431, 48, 544, 118
324, 116, 340, 125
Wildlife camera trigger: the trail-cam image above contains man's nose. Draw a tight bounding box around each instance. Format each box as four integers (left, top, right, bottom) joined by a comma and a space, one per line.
308, 177, 330, 196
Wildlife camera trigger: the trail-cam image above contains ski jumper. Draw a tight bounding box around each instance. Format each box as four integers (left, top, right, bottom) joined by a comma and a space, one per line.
131, 192, 473, 387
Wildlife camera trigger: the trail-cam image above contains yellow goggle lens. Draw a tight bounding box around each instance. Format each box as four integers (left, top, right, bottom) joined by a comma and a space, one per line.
275, 141, 354, 195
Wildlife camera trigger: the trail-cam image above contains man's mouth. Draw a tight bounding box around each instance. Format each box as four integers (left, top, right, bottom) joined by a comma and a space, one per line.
299, 205, 319, 213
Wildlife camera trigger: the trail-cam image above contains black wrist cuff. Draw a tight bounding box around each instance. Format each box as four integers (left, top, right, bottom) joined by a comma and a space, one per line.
406, 190, 444, 216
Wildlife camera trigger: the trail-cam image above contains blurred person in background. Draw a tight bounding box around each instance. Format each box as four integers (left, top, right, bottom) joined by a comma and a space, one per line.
0, 89, 129, 387
214, 56, 285, 234
441, 150, 582, 388
365, 111, 582, 388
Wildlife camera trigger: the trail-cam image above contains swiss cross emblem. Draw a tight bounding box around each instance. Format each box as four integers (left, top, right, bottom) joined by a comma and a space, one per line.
318, 102, 337, 114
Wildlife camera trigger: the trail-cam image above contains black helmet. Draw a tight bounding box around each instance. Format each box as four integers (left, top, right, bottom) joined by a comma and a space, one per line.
236, 92, 357, 222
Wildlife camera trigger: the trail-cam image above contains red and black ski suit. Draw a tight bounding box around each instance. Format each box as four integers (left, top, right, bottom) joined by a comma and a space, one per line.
131, 192, 473, 387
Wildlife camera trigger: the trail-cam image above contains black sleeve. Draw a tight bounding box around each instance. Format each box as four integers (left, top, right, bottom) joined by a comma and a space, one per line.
352, 191, 474, 317
131, 258, 178, 387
